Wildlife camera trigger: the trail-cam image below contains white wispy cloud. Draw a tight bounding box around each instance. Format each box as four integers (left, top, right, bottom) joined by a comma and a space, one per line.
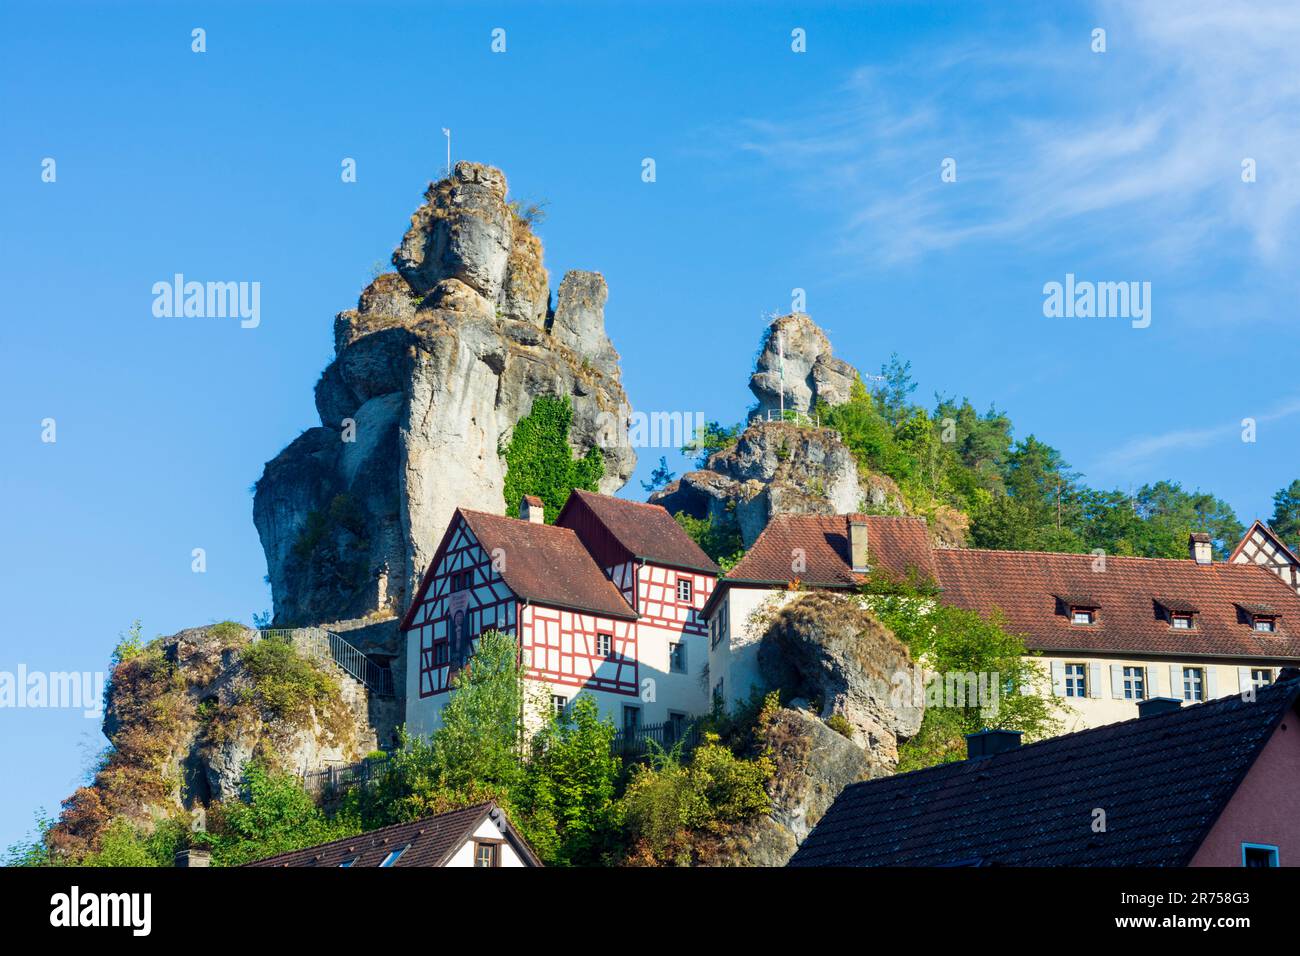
1090, 397, 1300, 473
731, 0, 1300, 267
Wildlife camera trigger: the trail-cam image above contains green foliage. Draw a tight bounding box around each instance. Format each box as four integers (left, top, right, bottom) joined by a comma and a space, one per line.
1271, 479, 1300, 544
619, 731, 773, 865
869, 579, 1062, 772
3, 810, 57, 867
519, 696, 621, 865
209, 763, 357, 866
824, 714, 854, 739
433, 630, 529, 794
640, 455, 676, 493
870, 353, 918, 427
502, 395, 603, 523
111, 620, 148, 667
239, 638, 340, 725
674, 511, 745, 570
681, 420, 742, 468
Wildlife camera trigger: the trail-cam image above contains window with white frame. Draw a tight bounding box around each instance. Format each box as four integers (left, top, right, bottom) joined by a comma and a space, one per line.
1070, 607, 1095, 625
551, 694, 568, 717
1182, 666, 1205, 702
1064, 663, 1087, 697
1253, 615, 1277, 633
677, 578, 693, 602
596, 633, 612, 657
1122, 666, 1146, 700
669, 642, 686, 673
1250, 668, 1273, 689
1171, 613, 1193, 630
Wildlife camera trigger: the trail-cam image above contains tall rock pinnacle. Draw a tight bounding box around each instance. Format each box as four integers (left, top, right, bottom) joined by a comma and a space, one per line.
254, 162, 636, 628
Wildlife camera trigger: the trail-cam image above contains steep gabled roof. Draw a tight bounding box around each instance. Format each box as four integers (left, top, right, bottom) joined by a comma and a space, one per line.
932, 548, 1300, 660
401, 508, 638, 630
707, 514, 935, 613
789, 672, 1300, 867
247, 801, 542, 867
558, 490, 721, 575
1230, 519, 1300, 567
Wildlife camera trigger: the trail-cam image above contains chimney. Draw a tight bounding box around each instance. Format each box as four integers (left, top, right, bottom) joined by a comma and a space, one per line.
1189, 532, 1212, 565
174, 848, 211, 868
965, 729, 1022, 759
849, 518, 869, 573
1138, 697, 1182, 719
519, 495, 544, 524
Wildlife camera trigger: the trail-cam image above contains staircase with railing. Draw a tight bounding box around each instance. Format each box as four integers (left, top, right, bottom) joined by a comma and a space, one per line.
255, 627, 395, 697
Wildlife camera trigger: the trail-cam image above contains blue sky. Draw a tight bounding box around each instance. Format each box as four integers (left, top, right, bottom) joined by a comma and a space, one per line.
4, 0, 1300, 849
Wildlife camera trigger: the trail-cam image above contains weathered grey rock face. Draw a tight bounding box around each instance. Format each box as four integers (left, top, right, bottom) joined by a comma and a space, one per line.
757, 591, 923, 764
255, 162, 635, 626
749, 313, 857, 418
693, 706, 877, 867
650, 421, 874, 547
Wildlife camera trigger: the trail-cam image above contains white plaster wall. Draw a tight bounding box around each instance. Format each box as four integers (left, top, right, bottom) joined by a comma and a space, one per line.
444, 818, 528, 867
1026, 655, 1282, 731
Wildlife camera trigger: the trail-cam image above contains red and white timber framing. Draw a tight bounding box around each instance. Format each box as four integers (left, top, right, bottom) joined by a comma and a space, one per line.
403, 516, 717, 736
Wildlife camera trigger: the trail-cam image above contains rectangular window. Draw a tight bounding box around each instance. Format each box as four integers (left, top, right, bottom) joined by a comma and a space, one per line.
596, 633, 612, 657
1123, 666, 1146, 701
669, 642, 686, 673
622, 705, 641, 733
1171, 613, 1193, 630
339, 857, 359, 868
1253, 616, 1277, 633
551, 694, 568, 717
1183, 666, 1205, 702
475, 842, 499, 868
1064, 663, 1087, 698
1251, 668, 1273, 689
434, 642, 449, 666
1242, 844, 1279, 867
1070, 608, 1094, 625
379, 844, 409, 867
677, 578, 693, 602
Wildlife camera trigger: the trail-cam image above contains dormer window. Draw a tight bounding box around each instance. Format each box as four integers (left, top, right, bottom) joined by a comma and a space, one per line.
1070, 607, 1095, 625
1057, 594, 1097, 625
1236, 603, 1280, 633
1254, 615, 1277, 633
1171, 613, 1193, 630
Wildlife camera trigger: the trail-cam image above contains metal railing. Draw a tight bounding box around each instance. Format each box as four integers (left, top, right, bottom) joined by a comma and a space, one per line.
301, 750, 396, 796
255, 627, 395, 697
611, 719, 703, 760
749, 408, 822, 428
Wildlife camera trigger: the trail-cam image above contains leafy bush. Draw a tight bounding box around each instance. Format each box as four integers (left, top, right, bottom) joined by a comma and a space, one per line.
502, 395, 603, 523
239, 638, 340, 726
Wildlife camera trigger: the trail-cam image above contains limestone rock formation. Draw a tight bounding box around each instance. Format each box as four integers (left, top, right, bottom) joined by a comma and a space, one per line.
749, 313, 857, 419
49, 624, 378, 857
694, 706, 877, 867
651, 420, 902, 547
254, 162, 636, 627
758, 591, 923, 763
696, 592, 922, 866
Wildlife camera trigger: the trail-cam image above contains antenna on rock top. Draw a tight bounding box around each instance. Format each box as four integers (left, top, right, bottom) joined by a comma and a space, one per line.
442, 128, 451, 176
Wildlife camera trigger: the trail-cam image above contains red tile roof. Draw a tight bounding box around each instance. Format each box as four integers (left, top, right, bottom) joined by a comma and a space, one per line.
560, 490, 721, 574
724, 514, 936, 588
247, 801, 542, 867
458, 509, 637, 620
932, 548, 1300, 660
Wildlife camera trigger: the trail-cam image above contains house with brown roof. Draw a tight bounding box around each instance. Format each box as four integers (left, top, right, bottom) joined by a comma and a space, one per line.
1231, 519, 1300, 595
247, 802, 541, 868
700, 513, 935, 710
789, 671, 1300, 867
702, 515, 1300, 729
401, 491, 720, 738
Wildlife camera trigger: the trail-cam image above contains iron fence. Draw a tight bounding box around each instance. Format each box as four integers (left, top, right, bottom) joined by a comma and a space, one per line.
611, 719, 703, 760
255, 627, 395, 697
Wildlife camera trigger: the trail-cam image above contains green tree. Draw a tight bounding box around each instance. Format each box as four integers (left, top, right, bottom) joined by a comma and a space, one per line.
432, 630, 530, 795
681, 420, 742, 468
211, 762, 356, 866
640, 456, 676, 493
674, 512, 744, 569
502, 395, 603, 523
520, 696, 621, 865
869, 581, 1062, 771
871, 353, 918, 426
1271, 479, 1300, 545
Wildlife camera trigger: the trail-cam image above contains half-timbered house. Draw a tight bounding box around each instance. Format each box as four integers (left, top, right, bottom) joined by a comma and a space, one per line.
401, 491, 720, 738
